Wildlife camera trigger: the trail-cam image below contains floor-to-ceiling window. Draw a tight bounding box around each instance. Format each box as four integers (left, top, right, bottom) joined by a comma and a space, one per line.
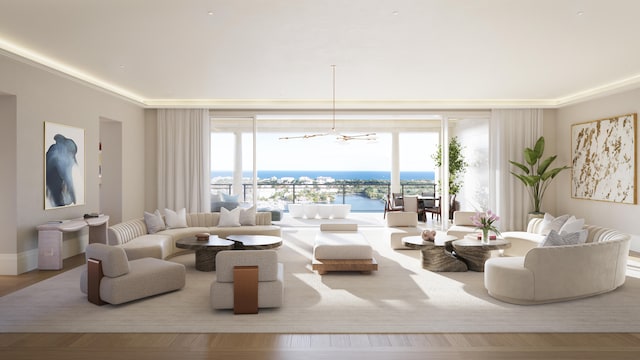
209, 112, 490, 215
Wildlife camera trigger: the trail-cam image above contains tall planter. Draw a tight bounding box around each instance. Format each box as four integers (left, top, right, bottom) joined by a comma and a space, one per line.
509, 136, 569, 214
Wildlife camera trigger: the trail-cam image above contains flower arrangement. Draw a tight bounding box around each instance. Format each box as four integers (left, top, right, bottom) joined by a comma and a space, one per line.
470, 210, 501, 242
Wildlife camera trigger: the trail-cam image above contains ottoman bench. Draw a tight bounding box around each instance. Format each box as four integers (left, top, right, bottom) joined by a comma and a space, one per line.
312, 223, 378, 275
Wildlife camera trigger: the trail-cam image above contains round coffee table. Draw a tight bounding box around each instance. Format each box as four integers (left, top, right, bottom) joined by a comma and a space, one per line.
452, 237, 511, 272
175, 236, 234, 271
225, 235, 283, 250
402, 233, 468, 272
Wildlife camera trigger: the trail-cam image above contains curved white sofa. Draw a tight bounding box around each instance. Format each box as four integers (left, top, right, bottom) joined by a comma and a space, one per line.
484, 224, 630, 304
107, 212, 281, 260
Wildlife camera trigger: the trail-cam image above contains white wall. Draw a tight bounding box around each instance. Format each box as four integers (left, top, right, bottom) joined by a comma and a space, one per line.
0, 54, 146, 274
555, 89, 640, 252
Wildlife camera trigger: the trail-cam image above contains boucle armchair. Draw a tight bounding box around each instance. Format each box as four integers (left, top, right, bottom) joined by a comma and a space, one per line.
80, 243, 185, 305
210, 250, 284, 313
484, 225, 630, 304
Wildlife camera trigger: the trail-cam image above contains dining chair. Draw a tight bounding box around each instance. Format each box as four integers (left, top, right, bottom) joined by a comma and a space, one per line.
384, 194, 404, 218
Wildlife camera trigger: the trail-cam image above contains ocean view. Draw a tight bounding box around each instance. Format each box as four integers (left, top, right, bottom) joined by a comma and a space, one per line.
211, 170, 436, 212
211, 170, 435, 181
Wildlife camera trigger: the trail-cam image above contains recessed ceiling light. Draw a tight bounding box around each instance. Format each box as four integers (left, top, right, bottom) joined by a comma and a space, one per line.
576, 10, 585, 16
392, 10, 400, 16
207, 10, 214, 16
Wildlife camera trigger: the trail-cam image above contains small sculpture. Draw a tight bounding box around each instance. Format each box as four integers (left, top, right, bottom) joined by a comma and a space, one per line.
421, 229, 437, 242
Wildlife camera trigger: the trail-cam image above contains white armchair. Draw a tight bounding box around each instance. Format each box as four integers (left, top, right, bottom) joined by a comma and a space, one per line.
210, 250, 284, 313
80, 243, 185, 305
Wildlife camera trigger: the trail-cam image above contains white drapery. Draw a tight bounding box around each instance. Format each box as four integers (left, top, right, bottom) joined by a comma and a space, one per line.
489, 109, 543, 231
157, 109, 211, 213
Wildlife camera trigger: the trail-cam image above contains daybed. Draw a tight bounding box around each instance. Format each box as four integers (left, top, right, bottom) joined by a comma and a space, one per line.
386, 211, 422, 250
312, 223, 378, 274
484, 224, 630, 304
107, 211, 281, 260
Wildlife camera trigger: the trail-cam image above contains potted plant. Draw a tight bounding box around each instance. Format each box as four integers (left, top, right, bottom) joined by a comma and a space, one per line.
509, 136, 569, 214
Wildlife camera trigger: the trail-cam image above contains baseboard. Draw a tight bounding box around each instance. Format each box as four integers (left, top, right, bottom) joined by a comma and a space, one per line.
0, 249, 38, 275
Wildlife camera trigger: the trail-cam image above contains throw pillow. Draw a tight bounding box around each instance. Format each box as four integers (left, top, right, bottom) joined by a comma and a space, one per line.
239, 206, 256, 226
540, 213, 571, 235
222, 193, 240, 202
164, 208, 188, 228
539, 229, 587, 247
144, 209, 166, 234
218, 207, 241, 227
559, 216, 585, 234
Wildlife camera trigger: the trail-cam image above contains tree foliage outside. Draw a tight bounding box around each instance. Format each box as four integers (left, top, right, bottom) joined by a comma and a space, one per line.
431, 136, 468, 195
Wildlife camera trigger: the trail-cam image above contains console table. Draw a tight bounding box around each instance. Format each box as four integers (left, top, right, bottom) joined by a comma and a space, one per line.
37, 215, 109, 270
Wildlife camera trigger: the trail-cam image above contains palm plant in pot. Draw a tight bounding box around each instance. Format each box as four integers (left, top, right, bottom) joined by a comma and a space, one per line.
509, 136, 570, 214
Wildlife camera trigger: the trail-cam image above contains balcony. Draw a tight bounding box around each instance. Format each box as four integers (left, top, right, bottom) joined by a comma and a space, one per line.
211, 180, 436, 213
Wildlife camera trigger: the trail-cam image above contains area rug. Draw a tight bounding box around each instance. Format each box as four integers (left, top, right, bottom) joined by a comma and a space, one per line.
2, 227, 640, 333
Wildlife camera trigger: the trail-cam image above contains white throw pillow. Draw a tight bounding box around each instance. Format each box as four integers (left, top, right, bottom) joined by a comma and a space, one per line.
164, 208, 188, 228
539, 229, 587, 247
239, 206, 256, 226
218, 207, 241, 227
144, 209, 166, 234
559, 216, 584, 234
540, 213, 571, 235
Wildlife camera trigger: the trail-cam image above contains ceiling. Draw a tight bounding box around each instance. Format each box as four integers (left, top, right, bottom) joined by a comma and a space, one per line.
1, 0, 640, 109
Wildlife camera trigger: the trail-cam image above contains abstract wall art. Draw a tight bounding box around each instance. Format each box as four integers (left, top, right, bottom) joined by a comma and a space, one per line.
44, 122, 85, 209
571, 113, 637, 204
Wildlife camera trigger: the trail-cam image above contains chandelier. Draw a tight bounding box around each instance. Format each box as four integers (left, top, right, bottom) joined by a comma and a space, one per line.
279, 65, 376, 141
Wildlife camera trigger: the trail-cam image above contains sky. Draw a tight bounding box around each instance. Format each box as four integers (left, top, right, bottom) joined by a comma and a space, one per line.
211, 132, 438, 172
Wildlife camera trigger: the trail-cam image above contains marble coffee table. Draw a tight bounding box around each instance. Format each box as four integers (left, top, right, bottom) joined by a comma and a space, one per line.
452, 236, 511, 272
402, 233, 468, 272
175, 235, 234, 271
225, 234, 283, 250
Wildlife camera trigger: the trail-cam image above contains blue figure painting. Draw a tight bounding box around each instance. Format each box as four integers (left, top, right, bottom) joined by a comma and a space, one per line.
46, 133, 78, 207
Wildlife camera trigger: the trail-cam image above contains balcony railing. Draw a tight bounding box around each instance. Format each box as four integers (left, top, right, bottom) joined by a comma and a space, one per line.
211, 181, 436, 212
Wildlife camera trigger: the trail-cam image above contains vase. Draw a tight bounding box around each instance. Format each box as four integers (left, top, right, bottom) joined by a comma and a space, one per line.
481, 228, 490, 245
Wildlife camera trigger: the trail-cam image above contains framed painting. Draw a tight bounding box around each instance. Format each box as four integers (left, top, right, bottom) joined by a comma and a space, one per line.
44, 122, 85, 209
571, 113, 637, 204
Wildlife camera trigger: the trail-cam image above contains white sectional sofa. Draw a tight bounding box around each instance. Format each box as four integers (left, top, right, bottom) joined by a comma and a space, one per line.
107, 212, 281, 260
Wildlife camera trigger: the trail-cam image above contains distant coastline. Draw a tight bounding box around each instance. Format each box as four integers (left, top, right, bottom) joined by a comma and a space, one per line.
211, 170, 435, 181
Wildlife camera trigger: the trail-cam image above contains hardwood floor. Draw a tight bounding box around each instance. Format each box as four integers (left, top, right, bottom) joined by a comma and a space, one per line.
2, 254, 640, 359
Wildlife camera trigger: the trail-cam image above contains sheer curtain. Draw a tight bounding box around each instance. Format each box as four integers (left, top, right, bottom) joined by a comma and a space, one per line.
157, 109, 211, 213
489, 109, 542, 231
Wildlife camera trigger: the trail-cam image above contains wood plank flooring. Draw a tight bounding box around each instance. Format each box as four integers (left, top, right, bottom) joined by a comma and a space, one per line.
2, 253, 640, 359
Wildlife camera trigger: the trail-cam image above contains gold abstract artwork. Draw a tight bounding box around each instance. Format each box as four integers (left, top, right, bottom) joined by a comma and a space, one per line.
571, 113, 637, 204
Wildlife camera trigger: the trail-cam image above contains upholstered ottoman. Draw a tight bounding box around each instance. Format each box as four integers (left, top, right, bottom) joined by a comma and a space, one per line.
312, 224, 377, 274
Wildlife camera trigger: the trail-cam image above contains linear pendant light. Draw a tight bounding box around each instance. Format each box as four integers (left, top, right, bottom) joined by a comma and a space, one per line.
279, 65, 376, 141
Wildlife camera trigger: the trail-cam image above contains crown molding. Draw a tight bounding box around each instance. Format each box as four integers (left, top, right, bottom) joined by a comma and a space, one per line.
3, 39, 640, 110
